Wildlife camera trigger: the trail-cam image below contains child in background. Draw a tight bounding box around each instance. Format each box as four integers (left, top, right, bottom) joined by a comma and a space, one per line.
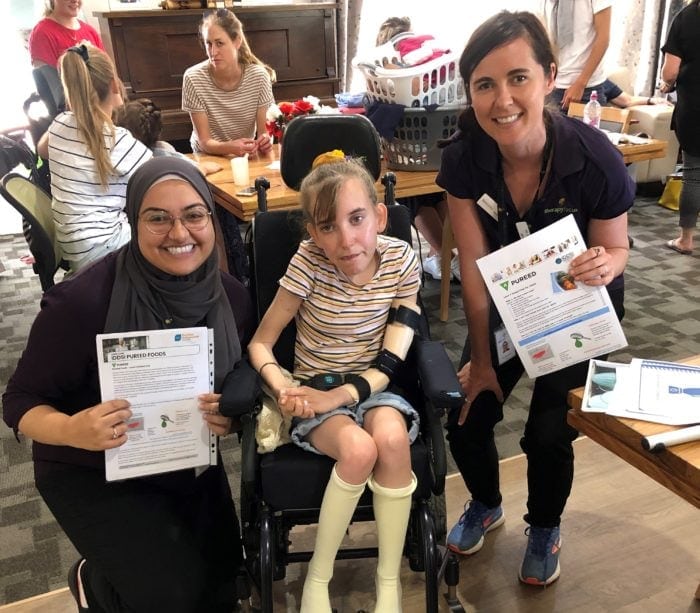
114, 99, 220, 175
376, 15, 449, 68
249, 158, 421, 612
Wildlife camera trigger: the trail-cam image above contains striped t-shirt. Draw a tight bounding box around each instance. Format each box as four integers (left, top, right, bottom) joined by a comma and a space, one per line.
280, 235, 421, 380
181, 61, 274, 152
48, 112, 152, 264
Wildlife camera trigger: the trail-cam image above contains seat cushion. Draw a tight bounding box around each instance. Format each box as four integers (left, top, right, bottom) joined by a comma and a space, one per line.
260, 439, 433, 511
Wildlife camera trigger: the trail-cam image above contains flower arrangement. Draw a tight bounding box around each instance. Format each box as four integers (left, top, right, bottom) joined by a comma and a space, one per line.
265, 96, 335, 142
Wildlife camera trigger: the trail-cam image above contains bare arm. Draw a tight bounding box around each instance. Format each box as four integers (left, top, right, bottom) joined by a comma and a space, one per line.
189, 111, 258, 157
37, 130, 49, 159
447, 195, 504, 423
660, 52, 681, 92
254, 105, 272, 154
563, 7, 611, 108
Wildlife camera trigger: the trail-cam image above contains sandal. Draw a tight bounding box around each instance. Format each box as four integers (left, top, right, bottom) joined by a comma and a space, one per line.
665, 239, 692, 256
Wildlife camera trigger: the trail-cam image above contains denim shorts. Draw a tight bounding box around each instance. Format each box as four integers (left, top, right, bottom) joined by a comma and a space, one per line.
290, 391, 420, 454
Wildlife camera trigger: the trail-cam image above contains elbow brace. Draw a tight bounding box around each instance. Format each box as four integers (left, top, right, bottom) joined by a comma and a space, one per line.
346, 300, 421, 402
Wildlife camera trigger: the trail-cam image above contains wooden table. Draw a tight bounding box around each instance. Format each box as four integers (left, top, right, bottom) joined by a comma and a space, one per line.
567, 355, 700, 599
616, 137, 668, 165
188, 148, 440, 222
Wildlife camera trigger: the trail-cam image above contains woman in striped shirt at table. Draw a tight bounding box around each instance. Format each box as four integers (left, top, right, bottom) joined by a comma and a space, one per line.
182, 8, 274, 158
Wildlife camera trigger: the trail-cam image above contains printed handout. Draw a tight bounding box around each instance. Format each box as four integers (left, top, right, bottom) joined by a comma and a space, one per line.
97, 327, 216, 481
476, 215, 627, 377
583, 358, 700, 425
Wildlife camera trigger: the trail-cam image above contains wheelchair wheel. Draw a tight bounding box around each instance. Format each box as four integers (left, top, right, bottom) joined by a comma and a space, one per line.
428, 490, 447, 545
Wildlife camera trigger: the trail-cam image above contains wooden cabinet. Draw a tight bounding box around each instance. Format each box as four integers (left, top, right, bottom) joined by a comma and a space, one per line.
94, 3, 340, 142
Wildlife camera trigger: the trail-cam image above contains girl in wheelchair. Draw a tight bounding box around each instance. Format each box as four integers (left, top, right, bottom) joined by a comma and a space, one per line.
249, 158, 421, 612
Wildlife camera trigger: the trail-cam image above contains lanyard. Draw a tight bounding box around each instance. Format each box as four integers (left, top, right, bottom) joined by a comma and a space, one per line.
495, 124, 553, 248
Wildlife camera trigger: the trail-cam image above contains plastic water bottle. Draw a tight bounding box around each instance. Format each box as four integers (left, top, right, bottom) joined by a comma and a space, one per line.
583, 90, 601, 129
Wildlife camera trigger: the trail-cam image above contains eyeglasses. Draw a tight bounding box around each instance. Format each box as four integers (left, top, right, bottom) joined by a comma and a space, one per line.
140, 206, 212, 235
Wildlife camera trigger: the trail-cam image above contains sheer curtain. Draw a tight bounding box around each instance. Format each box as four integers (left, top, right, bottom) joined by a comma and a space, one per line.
337, 0, 363, 91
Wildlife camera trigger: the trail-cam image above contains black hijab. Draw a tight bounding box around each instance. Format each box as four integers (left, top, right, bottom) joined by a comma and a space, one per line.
104, 156, 241, 390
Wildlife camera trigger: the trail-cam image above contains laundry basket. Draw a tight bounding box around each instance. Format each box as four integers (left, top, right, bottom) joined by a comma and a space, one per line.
382, 104, 464, 171
352, 35, 467, 108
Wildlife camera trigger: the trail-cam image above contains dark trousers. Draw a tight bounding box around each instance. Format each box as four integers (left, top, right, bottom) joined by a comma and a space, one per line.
36, 460, 243, 613
446, 288, 624, 528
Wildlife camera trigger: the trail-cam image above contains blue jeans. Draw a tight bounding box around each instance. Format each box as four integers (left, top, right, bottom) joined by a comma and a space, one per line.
679, 151, 700, 230
549, 86, 608, 114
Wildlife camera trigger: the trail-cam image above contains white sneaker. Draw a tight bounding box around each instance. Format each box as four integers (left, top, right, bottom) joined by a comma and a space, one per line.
451, 256, 461, 282
422, 254, 442, 280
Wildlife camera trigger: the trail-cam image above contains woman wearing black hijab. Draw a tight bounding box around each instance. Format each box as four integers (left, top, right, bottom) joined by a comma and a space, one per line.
3, 157, 254, 612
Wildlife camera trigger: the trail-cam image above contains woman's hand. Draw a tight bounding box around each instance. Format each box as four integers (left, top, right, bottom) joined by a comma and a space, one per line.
231, 138, 259, 157
456, 361, 503, 426
278, 386, 347, 418
198, 392, 234, 436
569, 246, 613, 286
65, 399, 132, 451
255, 134, 272, 154
198, 161, 222, 176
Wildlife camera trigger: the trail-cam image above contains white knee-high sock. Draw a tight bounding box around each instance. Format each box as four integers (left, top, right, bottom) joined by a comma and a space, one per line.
369, 473, 417, 613
300, 465, 367, 613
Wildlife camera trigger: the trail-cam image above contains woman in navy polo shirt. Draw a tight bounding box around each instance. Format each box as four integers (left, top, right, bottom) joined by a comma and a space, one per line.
436, 11, 634, 587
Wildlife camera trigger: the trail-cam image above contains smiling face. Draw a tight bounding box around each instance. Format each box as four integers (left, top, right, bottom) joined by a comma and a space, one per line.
202, 23, 241, 72
137, 179, 215, 277
469, 37, 555, 152
52, 0, 81, 19
307, 177, 387, 285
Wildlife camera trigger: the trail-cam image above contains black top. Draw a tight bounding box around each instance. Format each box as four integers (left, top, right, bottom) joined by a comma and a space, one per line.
662, 2, 700, 156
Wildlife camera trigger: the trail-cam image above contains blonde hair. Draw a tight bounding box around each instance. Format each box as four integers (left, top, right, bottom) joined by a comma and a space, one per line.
58, 43, 117, 188
376, 16, 412, 46
299, 159, 377, 227
43, 1, 54, 18
200, 9, 276, 82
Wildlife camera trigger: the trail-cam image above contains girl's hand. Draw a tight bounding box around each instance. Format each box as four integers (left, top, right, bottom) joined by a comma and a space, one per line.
231, 138, 258, 157
569, 246, 613, 286
456, 361, 503, 425
278, 386, 342, 418
65, 399, 132, 451
198, 393, 233, 436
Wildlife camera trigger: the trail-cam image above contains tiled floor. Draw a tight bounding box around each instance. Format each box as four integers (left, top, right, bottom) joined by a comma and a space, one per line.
1, 194, 699, 605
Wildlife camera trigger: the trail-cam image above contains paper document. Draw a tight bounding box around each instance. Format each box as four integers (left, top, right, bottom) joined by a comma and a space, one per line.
96, 327, 216, 481
582, 358, 700, 425
476, 215, 627, 377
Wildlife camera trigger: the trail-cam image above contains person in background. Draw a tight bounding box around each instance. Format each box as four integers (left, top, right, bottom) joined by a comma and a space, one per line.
182, 8, 274, 158
437, 11, 634, 586
37, 43, 152, 273
2, 157, 255, 613
29, 0, 103, 68
115, 97, 250, 282
249, 158, 421, 612
541, 0, 611, 110
602, 78, 670, 108
115, 98, 221, 174
375, 16, 457, 281
659, 0, 700, 256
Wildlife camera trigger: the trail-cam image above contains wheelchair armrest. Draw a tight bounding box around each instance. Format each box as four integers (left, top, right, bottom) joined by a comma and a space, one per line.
415, 339, 465, 410
239, 411, 260, 491
219, 359, 262, 418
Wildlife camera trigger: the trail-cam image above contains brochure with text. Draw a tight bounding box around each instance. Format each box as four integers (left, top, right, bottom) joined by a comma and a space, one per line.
582, 358, 700, 425
96, 327, 216, 481
476, 215, 627, 378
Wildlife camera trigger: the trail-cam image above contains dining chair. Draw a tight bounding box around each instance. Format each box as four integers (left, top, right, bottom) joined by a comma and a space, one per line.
567, 102, 631, 134
0, 172, 65, 291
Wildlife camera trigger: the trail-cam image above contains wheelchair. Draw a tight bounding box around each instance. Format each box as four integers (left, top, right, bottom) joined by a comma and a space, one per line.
225, 204, 464, 612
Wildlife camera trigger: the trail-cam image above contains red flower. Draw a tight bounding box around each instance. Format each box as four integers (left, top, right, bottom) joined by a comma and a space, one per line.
293, 99, 315, 115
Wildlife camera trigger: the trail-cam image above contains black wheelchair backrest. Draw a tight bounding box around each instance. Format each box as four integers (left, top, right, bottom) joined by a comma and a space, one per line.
279, 114, 382, 190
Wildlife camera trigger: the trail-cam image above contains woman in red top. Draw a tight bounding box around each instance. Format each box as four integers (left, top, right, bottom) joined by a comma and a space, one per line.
29, 0, 104, 67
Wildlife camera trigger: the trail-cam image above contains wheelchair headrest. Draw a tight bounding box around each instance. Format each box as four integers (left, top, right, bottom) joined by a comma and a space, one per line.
279, 114, 382, 190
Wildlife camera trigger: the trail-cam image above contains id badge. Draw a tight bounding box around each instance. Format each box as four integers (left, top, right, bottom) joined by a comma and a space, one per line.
494, 324, 516, 365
